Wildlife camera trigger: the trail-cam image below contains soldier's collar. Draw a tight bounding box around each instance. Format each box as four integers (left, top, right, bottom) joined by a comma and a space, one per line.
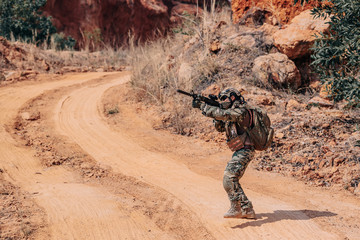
231, 100, 244, 108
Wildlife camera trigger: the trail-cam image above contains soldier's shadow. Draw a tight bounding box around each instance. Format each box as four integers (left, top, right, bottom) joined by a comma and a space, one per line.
231, 209, 337, 229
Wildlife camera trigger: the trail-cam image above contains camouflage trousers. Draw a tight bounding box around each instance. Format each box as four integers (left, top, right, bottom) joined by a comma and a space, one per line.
223, 147, 255, 211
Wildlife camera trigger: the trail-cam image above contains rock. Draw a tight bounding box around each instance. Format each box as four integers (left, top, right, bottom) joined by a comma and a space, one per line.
223, 34, 256, 49
237, 7, 275, 27
337, 133, 350, 141
21, 111, 40, 121
22, 70, 39, 78
308, 96, 334, 108
286, 99, 304, 111
273, 10, 329, 59
252, 53, 301, 89
259, 23, 280, 35
302, 165, 311, 174
80, 162, 94, 169
42, 60, 50, 71
62, 66, 80, 72
170, 3, 203, 24
231, 1, 317, 25
257, 95, 275, 106
309, 80, 321, 91
333, 157, 344, 166
354, 187, 360, 196
275, 132, 284, 139
292, 155, 307, 165
209, 40, 221, 53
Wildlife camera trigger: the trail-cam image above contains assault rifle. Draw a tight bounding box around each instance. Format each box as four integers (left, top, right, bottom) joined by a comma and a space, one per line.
176, 89, 220, 107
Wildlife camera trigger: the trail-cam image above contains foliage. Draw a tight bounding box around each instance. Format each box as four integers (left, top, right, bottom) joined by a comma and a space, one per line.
52, 33, 76, 50
296, 0, 360, 107
81, 28, 103, 51
0, 0, 56, 44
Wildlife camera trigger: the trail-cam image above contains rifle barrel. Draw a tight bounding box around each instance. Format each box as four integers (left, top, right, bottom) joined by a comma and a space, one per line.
176, 89, 193, 97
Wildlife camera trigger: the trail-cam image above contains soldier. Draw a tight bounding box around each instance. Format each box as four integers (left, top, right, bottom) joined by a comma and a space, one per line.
192, 87, 256, 219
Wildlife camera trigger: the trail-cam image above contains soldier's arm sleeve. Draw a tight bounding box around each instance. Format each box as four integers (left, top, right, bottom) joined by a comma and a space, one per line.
213, 120, 226, 132
200, 104, 248, 124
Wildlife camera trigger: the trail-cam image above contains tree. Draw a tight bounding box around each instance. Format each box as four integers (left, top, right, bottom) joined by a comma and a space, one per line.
0, 0, 56, 44
296, 0, 360, 107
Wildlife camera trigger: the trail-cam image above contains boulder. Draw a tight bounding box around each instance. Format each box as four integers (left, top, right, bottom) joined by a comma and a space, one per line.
273, 10, 329, 59
308, 96, 334, 108
252, 53, 301, 89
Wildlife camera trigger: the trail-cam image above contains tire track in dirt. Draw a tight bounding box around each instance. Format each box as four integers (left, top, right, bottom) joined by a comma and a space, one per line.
54, 73, 339, 239
0, 73, 177, 240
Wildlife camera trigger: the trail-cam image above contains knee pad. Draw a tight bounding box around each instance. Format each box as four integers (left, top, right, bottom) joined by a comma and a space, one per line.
223, 172, 239, 193
223, 174, 233, 193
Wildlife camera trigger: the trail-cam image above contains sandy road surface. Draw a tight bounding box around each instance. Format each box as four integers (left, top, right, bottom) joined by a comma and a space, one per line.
0, 73, 173, 239
1, 72, 360, 239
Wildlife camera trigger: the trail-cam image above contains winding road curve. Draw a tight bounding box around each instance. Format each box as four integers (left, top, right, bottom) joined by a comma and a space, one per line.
1, 72, 358, 239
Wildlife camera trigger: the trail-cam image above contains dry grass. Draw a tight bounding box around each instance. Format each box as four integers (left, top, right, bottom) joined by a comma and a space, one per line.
125, 3, 275, 134
124, 4, 238, 134
1, 38, 128, 76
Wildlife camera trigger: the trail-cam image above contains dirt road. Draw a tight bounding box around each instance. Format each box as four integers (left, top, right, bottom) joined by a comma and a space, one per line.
1, 72, 359, 239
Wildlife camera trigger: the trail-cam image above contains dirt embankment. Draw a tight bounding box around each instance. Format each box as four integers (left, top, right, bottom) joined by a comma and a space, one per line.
0, 173, 46, 239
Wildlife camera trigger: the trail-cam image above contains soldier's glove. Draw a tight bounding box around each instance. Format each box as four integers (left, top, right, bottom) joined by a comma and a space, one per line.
192, 97, 202, 109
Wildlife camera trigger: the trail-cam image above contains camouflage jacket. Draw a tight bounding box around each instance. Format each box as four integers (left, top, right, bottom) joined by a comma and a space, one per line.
200, 100, 253, 145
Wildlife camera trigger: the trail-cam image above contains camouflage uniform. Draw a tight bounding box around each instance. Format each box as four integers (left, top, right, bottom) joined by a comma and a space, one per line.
200, 100, 256, 218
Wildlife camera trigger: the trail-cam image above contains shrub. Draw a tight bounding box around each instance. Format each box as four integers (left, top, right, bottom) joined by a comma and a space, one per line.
0, 0, 56, 44
52, 33, 76, 50
297, 0, 360, 107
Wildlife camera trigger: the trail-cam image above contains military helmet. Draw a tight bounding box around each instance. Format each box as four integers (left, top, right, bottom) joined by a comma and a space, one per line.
218, 88, 241, 101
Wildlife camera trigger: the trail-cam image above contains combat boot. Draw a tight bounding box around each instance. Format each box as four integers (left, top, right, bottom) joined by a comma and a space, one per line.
223, 201, 242, 218
241, 207, 256, 219
224, 202, 257, 219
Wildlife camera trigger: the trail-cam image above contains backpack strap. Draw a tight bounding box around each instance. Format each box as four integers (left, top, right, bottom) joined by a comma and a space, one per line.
247, 109, 253, 129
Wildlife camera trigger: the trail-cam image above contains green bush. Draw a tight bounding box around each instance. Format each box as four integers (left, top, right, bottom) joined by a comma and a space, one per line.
52, 33, 76, 50
296, 0, 360, 107
0, 0, 56, 44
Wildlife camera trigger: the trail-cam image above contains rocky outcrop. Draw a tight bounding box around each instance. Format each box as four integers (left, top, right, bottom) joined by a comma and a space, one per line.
0, 37, 49, 72
43, 0, 170, 49
273, 10, 329, 59
231, 0, 317, 25
43, 0, 207, 49
42, 0, 322, 49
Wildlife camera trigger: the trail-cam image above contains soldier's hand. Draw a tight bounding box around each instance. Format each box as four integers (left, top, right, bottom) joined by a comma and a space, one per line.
192, 97, 202, 109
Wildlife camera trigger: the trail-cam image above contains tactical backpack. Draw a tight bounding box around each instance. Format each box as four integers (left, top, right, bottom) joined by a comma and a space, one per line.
245, 107, 274, 151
